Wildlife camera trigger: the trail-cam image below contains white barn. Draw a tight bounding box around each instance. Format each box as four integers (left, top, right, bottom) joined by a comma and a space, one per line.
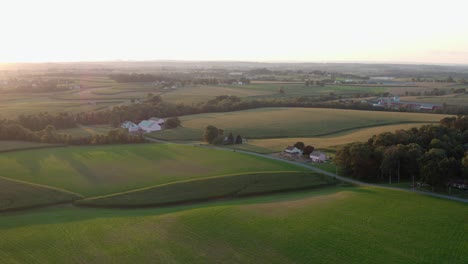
284, 146, 303, 155
121, 121, 140, 133
310, 151, 327, 162
138, 120, 162, 133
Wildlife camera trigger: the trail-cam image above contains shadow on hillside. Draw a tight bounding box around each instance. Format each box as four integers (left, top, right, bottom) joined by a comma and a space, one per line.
0, 186, 350, 230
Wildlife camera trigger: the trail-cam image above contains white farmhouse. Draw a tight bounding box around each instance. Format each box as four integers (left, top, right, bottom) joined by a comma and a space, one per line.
138, 120, 162, 133
121, 121, 140, 133
284, 146, 303, 155
310, 151, 327, 162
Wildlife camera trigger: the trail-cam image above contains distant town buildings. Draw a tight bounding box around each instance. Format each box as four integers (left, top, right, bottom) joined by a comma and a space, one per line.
369, 96, 442, 111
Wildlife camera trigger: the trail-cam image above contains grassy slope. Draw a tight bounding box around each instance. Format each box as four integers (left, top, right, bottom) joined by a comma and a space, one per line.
0, 187, 466, 263
0, 177, 82, 211
76, 172, 335, 207
0, 140, 62, 152
149, 107, 448, 141
0, 144, 303, 197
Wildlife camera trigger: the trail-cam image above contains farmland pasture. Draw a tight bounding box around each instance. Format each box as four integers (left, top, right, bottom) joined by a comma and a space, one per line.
0, 177, 82, 211
58, 124, 115, 138
161, 85, 274, 104
0, 96, 119, 119
0, 186, 466, 263
148, 107, 448, 141
76, 171, 335, 207
0, 140, 62, 152
0, 144, 303, 197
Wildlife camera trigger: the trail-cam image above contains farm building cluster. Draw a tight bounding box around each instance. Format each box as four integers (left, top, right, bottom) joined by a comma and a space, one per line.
121, 117, 165, 133
369, 96, 443, 111
283, 146, 327, 163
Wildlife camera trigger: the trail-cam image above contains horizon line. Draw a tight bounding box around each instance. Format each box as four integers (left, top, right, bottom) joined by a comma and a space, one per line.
1, 59, 467, 67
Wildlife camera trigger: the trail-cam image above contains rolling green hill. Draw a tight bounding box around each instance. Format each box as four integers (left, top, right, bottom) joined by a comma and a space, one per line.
148, 107, 448, 141
0, 177, 82, 211
76, 171, 335, 207
0, 186, 466, 263
0, 144, 303, 197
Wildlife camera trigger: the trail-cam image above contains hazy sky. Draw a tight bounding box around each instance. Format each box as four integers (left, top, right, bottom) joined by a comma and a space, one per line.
1, 0, 467, 64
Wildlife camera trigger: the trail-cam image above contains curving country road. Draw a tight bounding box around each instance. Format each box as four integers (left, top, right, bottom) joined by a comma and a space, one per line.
145, 136, 468, 203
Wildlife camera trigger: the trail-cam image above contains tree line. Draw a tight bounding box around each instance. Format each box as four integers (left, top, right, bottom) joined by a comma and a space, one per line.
203, 125, 243, 145
334, 116, 468, 189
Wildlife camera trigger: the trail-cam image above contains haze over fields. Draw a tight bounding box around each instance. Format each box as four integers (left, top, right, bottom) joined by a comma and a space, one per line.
1, 0, 467, 64
1, 1, 467, 264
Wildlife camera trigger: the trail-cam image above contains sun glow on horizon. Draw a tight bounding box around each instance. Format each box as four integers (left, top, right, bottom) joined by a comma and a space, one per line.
1, 0, 467, 64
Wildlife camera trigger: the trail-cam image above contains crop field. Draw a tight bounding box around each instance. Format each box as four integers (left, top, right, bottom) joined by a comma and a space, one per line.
0, 97, 119, 119
0, 140, 62, 152
161, 85, 274, 104
0, 79, 160, 118
0, 144, 303, 197
51, 87, 160, 100
400, 94, 468, 106
229, 123, 432, 153
58, 124, 116, 138
149, 107, 448, 141
0, 177, 82, 211
0, 186, 466, 263
222, 83, 387, 99
77, 171, 335, 207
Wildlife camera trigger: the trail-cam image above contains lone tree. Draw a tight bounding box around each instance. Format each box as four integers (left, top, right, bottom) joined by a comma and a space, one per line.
203, 125, 219, 144
165, 117, 181, 129
226, 132, 234, 145
235, 135, 243, 144
294, 141, 305, 150
302, 145, 315, 156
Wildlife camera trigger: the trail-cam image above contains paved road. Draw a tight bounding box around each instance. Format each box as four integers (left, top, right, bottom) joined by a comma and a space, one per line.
145, 136, 468, 204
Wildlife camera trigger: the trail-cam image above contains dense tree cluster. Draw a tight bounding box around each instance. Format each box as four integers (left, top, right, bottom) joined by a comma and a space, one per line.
334, 116, 468, 189
165, 117, 181, 129
203, 125, 243, 145
293, 141, 315, 156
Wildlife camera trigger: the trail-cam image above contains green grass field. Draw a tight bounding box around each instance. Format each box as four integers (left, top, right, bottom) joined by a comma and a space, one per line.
0, 96, 119, 119
0, 186, 466, 263
149, 107, 448, 141
0, 177, 82, 211
161, 85, 274, 104
0, 140, 62, 152
58, 124, 116, 138
224, 83, 387, 98
76, 171, 335, 207
0, 144, 303, 197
